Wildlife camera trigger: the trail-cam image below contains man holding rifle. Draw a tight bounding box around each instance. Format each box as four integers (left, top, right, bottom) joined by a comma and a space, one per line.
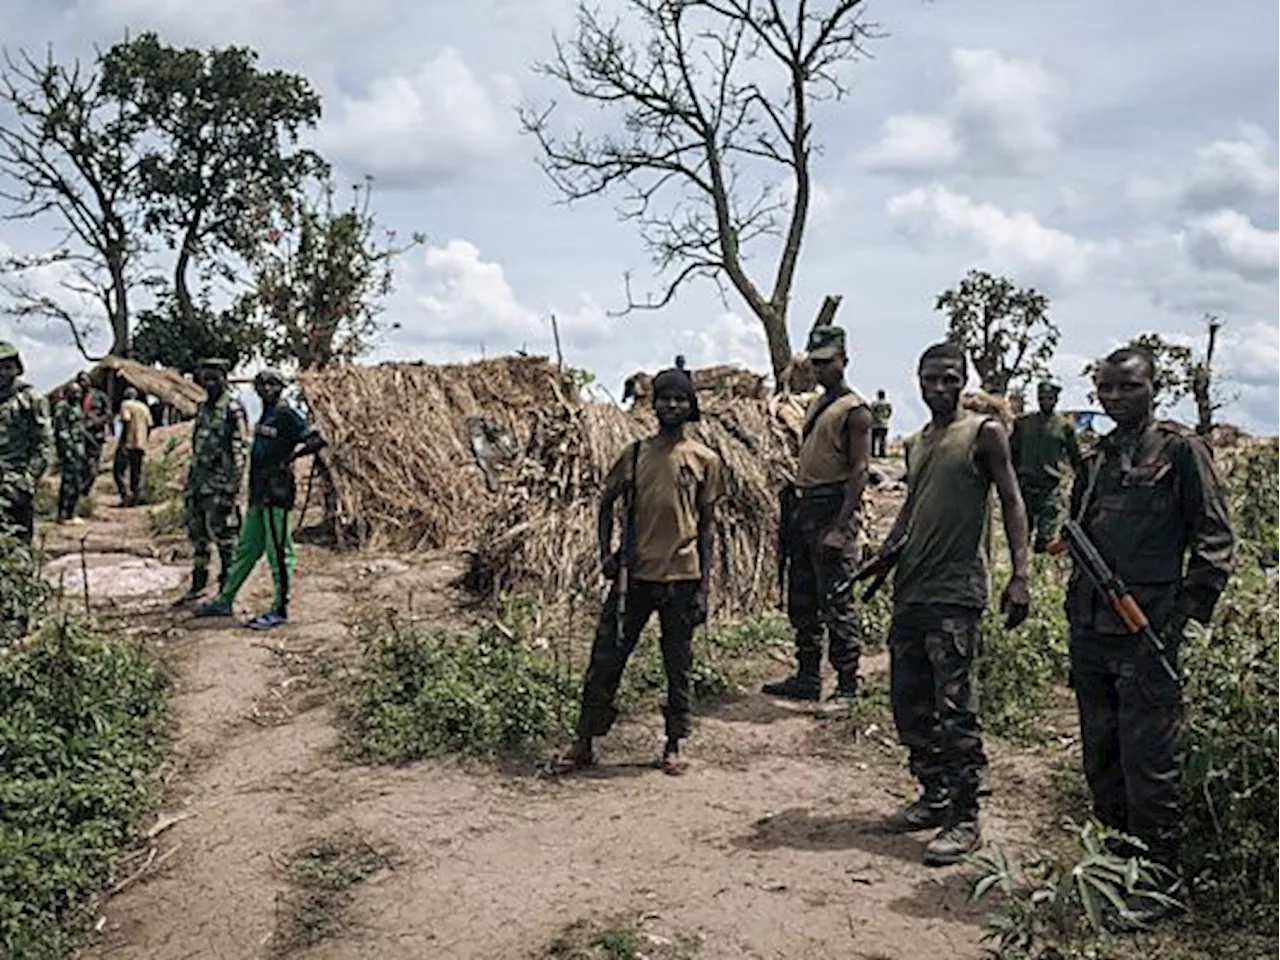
1064, 346, 1234, 926
552, 359, 723, 776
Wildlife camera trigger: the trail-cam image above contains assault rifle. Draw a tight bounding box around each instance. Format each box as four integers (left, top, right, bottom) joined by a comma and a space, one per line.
1049, 520, 1180, 684
851, 537, 905, 602
776, 482, 796, 607
614, 442, 642, 642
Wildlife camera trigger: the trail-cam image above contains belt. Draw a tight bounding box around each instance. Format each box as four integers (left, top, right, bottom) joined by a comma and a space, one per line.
794, 482, 845, 500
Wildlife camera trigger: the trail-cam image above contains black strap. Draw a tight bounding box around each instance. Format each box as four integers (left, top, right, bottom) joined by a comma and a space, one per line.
802, 386, 851, 443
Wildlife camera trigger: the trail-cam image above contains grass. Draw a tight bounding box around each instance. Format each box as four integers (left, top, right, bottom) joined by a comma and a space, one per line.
545, 915, 699, 960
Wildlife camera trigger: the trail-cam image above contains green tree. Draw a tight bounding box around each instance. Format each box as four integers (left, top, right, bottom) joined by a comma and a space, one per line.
1081, 332, 1194, 412
0, 48, 148, 357
240, 176, 423, 370
99, 33, 324, 347
934, 269, 1059, 395
520, 0, 880, 381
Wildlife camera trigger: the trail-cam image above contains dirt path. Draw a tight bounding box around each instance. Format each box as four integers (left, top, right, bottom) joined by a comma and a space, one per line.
45, 488, 1061, 960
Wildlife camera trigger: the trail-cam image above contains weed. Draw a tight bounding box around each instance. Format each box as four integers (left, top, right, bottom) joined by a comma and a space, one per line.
545, 915, 699, 959
272, 830, 399, 955
0, 617, 169, 959
148, 496, 187, 537
142, 438, 187, 505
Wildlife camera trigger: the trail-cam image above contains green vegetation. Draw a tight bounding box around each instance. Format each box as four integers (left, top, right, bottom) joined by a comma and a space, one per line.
343, 612, 790, 765
546, 916, 699, 960
0, 618, 169, 959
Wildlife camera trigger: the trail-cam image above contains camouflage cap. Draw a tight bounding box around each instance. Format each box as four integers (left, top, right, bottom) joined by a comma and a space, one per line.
806, 324, 846, 361
0, 340, 19, 363
1037, 379, 1062, 394
195, 357, 232, 372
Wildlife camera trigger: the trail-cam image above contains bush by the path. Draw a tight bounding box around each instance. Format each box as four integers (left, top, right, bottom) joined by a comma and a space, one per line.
0, 620, 169, 959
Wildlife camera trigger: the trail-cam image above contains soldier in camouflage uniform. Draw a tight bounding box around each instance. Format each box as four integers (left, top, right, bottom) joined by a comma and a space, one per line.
1010, 380, 1084, 552
74, 371, 111, 498
178, 358, 249, 602
52, 386, 91, 524
0, 341, 55, 546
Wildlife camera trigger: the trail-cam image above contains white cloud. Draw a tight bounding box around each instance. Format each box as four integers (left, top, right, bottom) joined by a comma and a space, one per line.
319, 48, 518, 188
862, 48, 1060, 177
676, 311, 769, 371
1184, 210, 1280, 282
1181, 125, 1279, 213
885, 184, 1093, 288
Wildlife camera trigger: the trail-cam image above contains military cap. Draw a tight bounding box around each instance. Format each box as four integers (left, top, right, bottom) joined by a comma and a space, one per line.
253, 367, 286, 386
0, 340, 22, 373
1037, 379, 1062, 395
195, 357, 232, 372
806, 325, 846, 361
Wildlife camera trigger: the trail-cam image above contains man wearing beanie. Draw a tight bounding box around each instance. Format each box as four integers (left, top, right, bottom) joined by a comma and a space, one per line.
553, 358, 723, 775
763, 325, 873, 710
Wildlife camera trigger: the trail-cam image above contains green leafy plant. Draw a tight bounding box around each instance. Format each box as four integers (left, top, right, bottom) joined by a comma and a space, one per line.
0, 618, 169, 958
966, 821, 1180, 959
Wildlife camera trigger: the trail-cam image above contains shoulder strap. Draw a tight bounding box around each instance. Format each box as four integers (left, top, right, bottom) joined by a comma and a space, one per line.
802, 386, 851, 443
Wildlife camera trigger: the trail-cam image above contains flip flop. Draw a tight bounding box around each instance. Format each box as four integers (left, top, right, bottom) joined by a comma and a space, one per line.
248, 612, 288, 630
659, 753, 689, 776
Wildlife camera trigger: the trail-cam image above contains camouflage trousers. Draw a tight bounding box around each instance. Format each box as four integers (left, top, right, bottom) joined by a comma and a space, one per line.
1019, 479, 1061, 553
0, 489, 34, 546
57, 446, 88, 519
786, 493, 862, 680
186, 490, 241, 584
81, 437, 104, 496
1070, 629, 1185, 869
890, 603, 987, 815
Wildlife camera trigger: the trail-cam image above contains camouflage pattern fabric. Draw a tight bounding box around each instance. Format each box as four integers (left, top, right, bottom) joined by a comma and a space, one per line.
1022, 481, 1063, 553
786, 494, 862, 682
184, 391, 249, 582
53, 396, 91, 519
78, 387, 111, 496
0, 380, 54, 544
890, 603, 987, 817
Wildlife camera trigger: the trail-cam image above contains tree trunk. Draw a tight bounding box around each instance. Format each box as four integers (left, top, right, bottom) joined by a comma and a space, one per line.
758, 304, 792, 385
1194, 319, 1222, 436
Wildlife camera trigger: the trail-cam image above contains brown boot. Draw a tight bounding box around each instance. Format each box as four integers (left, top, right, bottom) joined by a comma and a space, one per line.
922, 815, 981, 866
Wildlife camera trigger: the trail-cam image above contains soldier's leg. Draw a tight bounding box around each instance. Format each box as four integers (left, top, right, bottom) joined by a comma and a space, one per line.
186, 495, 213, 595
128, 449, 144, 502
1030, 485, 1060, 553
58, 460, 82, 520
1118, 640, 1185, 871
576, 581, 659, 739
817, 534, 861, 695
1070, 636, 1128, 833
929, 611, 987, 813
888, 606, 949, 818
217, 505, 266, 605
656, 581, 698, 744
113, 442, 128, 501
261, 506, 296, 616
764, 502, 823, 699
211, 495, 242, 591
81, 440, 102, 496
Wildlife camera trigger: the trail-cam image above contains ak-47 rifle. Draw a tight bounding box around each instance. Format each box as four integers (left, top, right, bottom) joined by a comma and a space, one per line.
614, 441, 641, 643
776, 481, 796, 607
1049, 520, 1180, 684
851, 537, 905, 603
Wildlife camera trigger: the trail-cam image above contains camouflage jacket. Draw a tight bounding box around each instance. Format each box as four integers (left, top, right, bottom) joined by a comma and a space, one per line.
1066, 419, 1234, 633
1011, 411, 1084, 486
53, 397, 91, 458
0, 381, 55, 499
185, 391, 250, 499
78, 387, 111, 442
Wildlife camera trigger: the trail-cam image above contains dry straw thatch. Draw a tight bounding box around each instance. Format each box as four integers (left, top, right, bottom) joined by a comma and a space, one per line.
54, 355, 206, 417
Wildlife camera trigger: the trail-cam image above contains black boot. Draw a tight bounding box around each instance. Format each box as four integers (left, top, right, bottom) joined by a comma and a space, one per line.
816, 671, 858, 717
883, 782, 950, 834
177, 568, 209, 603
762, 654, 821, 701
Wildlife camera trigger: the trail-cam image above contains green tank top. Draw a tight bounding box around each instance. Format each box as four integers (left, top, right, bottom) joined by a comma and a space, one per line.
893, 413, 992, 610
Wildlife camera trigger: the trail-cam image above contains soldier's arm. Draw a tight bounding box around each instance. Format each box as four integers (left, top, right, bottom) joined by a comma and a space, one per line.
696, 456, 724, 596
230, 405, 250, 493
977, 419, 1031, 583
30, 393, 54, 485
1176, 436, 1235, 625
832, 406, 873, 536
286, 408, 327, 462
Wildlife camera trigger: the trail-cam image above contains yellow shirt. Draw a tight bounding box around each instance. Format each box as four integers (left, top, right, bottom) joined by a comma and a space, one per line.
119, 399, 153, 450
603, 434, 724, 582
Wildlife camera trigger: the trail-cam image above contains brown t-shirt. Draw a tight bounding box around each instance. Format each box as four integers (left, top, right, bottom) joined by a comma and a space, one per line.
795, 390, 867, 489
119, 399, 153, 450
603, 434, 724, 582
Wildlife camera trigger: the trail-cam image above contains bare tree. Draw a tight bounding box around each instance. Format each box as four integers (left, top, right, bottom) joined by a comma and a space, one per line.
0, 48, 146, 358
520, 0, 878, 379
1192, 314, 1226, 436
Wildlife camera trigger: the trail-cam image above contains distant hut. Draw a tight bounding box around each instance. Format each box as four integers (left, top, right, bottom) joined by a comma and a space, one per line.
56, 356, 205, 423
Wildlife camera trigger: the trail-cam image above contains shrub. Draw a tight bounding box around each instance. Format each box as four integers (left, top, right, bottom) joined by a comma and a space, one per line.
0, 619, 169, 958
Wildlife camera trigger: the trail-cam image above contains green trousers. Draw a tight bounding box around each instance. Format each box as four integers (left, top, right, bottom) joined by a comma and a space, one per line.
216, 505, 295, 614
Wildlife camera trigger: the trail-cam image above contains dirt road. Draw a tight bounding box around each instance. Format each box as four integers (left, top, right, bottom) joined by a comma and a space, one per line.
43, 493, 1057, 960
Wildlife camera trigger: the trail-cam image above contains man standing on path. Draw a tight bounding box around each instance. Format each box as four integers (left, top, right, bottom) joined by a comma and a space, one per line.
114, 387, 154, 506
195, 369, 326, 629
762, 325, 873, 710
552, 360, 723, 776
1066, 347, 1233, 926
178, 358, 249, 603
75, 371, 110, 499
1011, 380, 1083, 553
874, 341, 1031, 866
0, 341, 54, 546
52, 386, 90, 525
870, 390, 892, 459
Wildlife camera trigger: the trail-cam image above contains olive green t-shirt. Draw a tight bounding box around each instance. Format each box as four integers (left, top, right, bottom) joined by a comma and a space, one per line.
893, 414, 992, 611
603, 434, 724, 582
795, 391, 867, 489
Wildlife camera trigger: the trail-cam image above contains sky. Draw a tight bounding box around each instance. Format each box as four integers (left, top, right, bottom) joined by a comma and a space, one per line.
1, 0, 1277, 434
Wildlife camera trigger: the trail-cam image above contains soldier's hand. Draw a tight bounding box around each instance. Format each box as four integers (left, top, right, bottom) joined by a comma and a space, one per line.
600, 552, 620, 581
821, 527, 848, 552
1000, 575, 1031, 629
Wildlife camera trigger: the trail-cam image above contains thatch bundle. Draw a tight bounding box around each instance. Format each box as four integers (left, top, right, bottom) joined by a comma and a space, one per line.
298, 357, 578, 550
54, 355, 206, 417
624, 364, 768, 403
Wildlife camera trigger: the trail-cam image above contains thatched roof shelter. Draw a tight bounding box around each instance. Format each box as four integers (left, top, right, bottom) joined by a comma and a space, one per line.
54, 355, 205, 418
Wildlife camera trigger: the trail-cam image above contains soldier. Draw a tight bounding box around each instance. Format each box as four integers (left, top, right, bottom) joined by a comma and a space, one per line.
552, 360, 723, 776
871, 341, 1030, 866
762, 325, 873, 708
178, 358, 249, 603
870, 389, 892, 459
1066, 346, 1233, 926
1011, 380, 1084, 553
114, 386, 153, 506
0, 341, 54, 546
74, 371, 110, 498
195, 369, 326, 629
52, 385, 90, 525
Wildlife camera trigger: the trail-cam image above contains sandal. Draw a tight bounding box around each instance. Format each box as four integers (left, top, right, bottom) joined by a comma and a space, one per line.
548, 745, 595, 776
659, 752, 689, 776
